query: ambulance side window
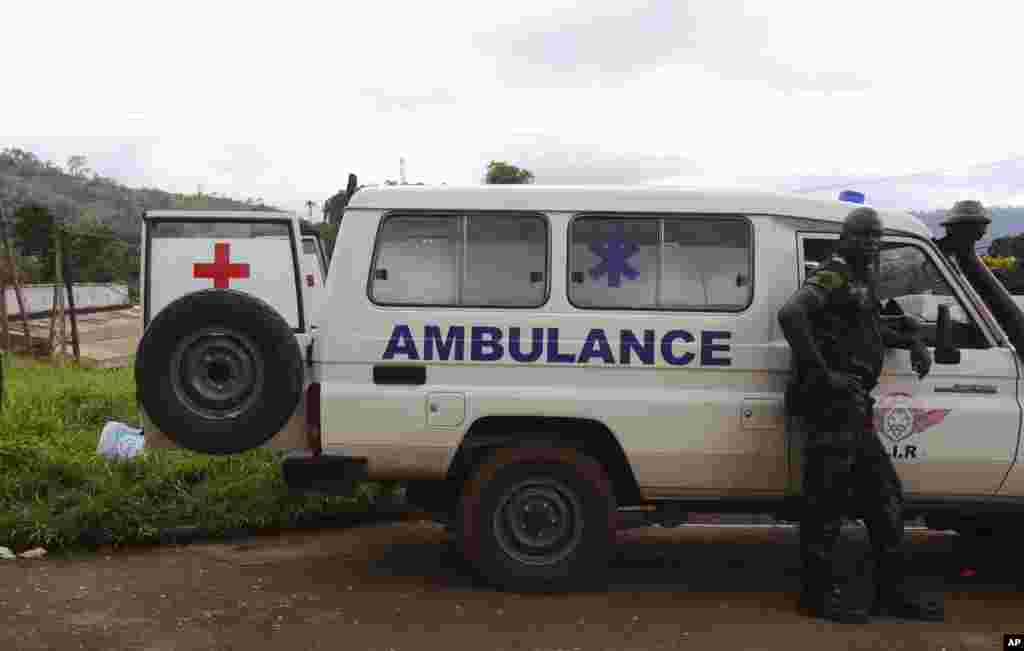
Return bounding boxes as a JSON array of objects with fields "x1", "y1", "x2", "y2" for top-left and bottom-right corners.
[
  {"x1": 876, "y1": 243, "x2": 988, "y2": 349},
  {"x1": 801, "y1": 238, "x2": 836, "y2": 281},
  {"x1": 876, "y1": 242, "x2": 987, "y2": 348},
  {"x1": 370, "y1": 213, "x2": 548, "y2": 308},
  {"x1": 801, "y1": 237, "x2": 988, "y2": 349},
  {"x1": 371, "y1": 216, "x2": 460, "y2": 305},
  {"x1": 463, "y1": 215, "x2": 547, "y2": 307},
  {"x1": 569, "y1": 215, "x2": 752, "y2": 311},
  {"x1": 570, "y1": 218, "x2": 659, "y2": 309},
  {"x1": 662, "y1": 219, "x2": 751, "y2": 309}
]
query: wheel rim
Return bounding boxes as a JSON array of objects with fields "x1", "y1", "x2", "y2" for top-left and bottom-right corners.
[
  {"x1": 169, "y1": 328, "x2": 264, "y2": 421},
  {"x1": 492, "y1": 477, "x2": 584, "y2": 567}
]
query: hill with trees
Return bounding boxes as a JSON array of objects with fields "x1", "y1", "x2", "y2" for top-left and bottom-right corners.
[
  {"x1": 0, "y1": 147, "x2": 282, "y2": 245},
  {"x1": 0, "y1": 147, "x2": 286, "y2": 286}
]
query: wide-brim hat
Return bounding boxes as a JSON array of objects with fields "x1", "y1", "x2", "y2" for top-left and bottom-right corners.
[{"x1": 941, "y1": 199, "x2": 991, "y2": 226}]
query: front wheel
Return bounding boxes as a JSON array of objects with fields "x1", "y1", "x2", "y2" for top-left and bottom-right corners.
[{"x1": 456, "y1": 447, "x2": 617, "y2": 592}]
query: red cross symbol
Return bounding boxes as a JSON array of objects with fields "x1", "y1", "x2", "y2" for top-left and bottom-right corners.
[{"x1": 193, "y1": 242, "x2": 250, "y2": 289}]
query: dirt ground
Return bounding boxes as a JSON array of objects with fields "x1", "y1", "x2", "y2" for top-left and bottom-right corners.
[{"x1": 1, "y1": 517, "x2": 1021, "y2": 651}]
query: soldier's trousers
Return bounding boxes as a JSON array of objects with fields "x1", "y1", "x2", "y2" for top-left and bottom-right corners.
[{"x1": 800, "y1": 396, "x2": 905, "y2": 588}]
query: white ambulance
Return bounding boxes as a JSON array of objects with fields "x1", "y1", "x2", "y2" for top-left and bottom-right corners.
[{"x1": 135, "y1": 186, "x2": 1024, "y2": 592}]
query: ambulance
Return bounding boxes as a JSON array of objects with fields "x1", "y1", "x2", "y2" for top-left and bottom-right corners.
[{"x1": 134, "y1": 186, "x2": 1024, "y2": 592}]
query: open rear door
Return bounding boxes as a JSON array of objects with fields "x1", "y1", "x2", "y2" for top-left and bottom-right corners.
[{"x1": 301, "y1": 235, "x2": 328, "y2": 325}]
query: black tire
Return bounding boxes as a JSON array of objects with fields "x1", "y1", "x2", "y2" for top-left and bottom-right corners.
[
  {"x1": 136, "y1": 289, "x2": 304, "y2": 455},
  {"x1": 456, "y1": 446, "x2": 617, "y2": 593}
]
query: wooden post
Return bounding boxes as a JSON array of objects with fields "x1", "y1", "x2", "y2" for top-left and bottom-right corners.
[
  {"x1": 47, "y1": 284, "x2": 58, "y2": 356},
  {"x1": 60, "y1": 228, "x2": 80, "y2": 363},
  {"x1": 0, "y1": 207, "x2": 32, "y2": 353},
  {"x1": 11, "y1": 271, "x2": 32, "y2": 353},
  {"x1": 1, "y1": 280, "x2": 9, "y2": 352},
  {"x1": 53, "y1": 224, "x2": 66, "y2": 366}
]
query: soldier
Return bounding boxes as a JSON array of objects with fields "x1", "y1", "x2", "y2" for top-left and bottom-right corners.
[{"x1": 778, "y1": 206, "x2": 943, "y2": 623}]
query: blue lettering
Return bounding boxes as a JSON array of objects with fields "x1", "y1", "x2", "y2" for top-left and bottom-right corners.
[
  {"x1": 384, "y1": 323, "x2": 731, "y2": 367},
  {"x1": 620, "y1": 329, "x2": 655, "y2": 365},
  {"x1": 661, "y1": 330, "x2": 695, "y2": 366},
  {"x1": 579, "y1": 328, "x2": 615, "y2": 364},
  {"x1": 471, "y1": 326, "x2": 504, "y2": 362},
  {"x1": 382, "y1": 324, "x2": 419, "y2": 360},
  {"x1": 424, "y1": 325, "x2": 465, "y2": 361},
  {"x1": 546, "y1": 328, "x2": 576, "y2": 364},
  {"x1": 509, "y1": 327, "x2": 544, "y2": 363},
  {"x1": 701, "y1": 330, "x2": 732, "y2": 367}
]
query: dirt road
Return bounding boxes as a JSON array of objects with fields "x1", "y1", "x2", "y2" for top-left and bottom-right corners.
[{"x1": 1, "y1": 517, "x2": 1020, "y2": 650}]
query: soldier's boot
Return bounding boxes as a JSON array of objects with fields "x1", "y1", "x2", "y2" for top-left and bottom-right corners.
[
  {"x1": 799, "y1": 543, "x2": 869, "y2": 624},
  {"x1": 800, "y1": 582, "x2": 870, "y2": 624},
  {"x1": 870, "y1": 548, "x2": 945, "y2": 621}
]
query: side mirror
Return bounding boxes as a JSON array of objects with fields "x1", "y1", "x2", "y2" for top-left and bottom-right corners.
[{"x1": 934, "y1": 303, "x2": 961, "y2": 364}]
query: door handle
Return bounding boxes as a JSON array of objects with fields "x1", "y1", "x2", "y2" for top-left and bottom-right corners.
[
  {"x1": 373, "y1": 365, "x2": 426, "y2": 386},
  {"x1": 934, "y1": 384, "x2": 997, "y2": 395}
]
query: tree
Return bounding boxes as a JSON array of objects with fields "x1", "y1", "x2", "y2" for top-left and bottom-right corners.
[
  {"x1": 324, "y1": 174, "x2": 361, "y2": 226},
  {"x1": 13, "y1": 203, "x2": 56, "y2": 259},
  {"x1": 8, "y1": 203, "x2": 137, "y2": 283},
  {"x1": 988, "y1": 234, "x2": 1024, "y2": 293},
  {"x1": 485, "y1": 160, "x2": 534, "y2": 184},
  {"x1": 317, "y1": 222, "x2": 339, "y2": 260},
  {"x1": 63, "y1": 216, "x2": 135, "y2": 283},
  {"x1": 66, "y1": 155, "x2": 89, "y2": 178},
  {"x1": 1, "y1": 147, "x2": 42, "y2": 170}
]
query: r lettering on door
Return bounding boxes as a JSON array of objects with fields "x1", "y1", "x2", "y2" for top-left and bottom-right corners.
[{"x1": 890, "y1": 444, "x2": 918, "y2": 460}]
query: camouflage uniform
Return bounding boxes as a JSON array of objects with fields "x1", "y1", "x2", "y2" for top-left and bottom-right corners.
[
  {"x1": 779, "y1": 206, "x2": 941, "y2": 623},
  {"x1": 789, "y1": 254, "x2": 904, "y2": 617}
]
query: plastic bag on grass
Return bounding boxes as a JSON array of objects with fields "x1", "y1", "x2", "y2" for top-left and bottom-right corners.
[{"x1": 97, "y1": 421, "x2": 145, "y2": 461}]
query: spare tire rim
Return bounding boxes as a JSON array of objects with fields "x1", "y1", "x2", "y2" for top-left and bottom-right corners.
[
  {"x1": 493, "y1": 477, "x2": 583, "y2": 567},
  {"x1": 170, "y1": 328, "x2": 265, "y2": 421}
]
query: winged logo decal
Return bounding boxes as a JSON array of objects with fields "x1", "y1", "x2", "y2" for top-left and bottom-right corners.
[{"x1": 872, "y1": 391, "x2": 952, "y2": 443}]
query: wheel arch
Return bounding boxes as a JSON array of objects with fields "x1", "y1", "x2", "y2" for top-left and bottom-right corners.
[{"x1": 445, "y1": 415, "x2": 642, "y2": 508}]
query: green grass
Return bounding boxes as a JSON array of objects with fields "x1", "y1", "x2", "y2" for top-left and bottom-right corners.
[{"x1": 0, "y1": 354, "x2": 379, "y2": 552}]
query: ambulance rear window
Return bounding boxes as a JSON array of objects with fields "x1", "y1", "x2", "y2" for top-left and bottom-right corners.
[{"x1": 150, "y1": 221, "x2": 290, "y2": 238}]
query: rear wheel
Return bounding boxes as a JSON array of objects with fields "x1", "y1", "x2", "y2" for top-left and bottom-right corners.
[{"x1": 456, "y1": 447, "x2": 617, "y2": 592}]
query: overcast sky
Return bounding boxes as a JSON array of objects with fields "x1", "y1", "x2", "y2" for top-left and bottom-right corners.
[{"x1": 4, "y1": 0, "x2": 1024, "y2": 214}]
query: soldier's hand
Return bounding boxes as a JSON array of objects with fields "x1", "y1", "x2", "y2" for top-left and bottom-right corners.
[
  {"x1": 825, "y1": 370, "x2": 862, "y2": 394},
  {"x1": 911, "y1": 344, "x2": 932, "y2": 379}
]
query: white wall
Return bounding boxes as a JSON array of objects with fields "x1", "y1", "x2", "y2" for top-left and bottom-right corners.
[{"x1": 4, "y1": 284, "x2": 131, "y2": 316}]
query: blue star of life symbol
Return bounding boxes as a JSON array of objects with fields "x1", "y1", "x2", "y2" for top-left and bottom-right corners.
[{"x1": 588, "y1": 223, "x2": 641, "y2": 288}]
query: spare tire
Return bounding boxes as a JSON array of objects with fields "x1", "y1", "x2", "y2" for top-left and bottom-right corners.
[{"x1": 135, "y1": 289, "x2": 304, "y2": 455}]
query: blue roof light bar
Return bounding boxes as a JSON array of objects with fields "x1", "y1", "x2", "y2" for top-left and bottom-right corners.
[{"x1": 839, "y1": 190, "x2": 865, "y2": 204}]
